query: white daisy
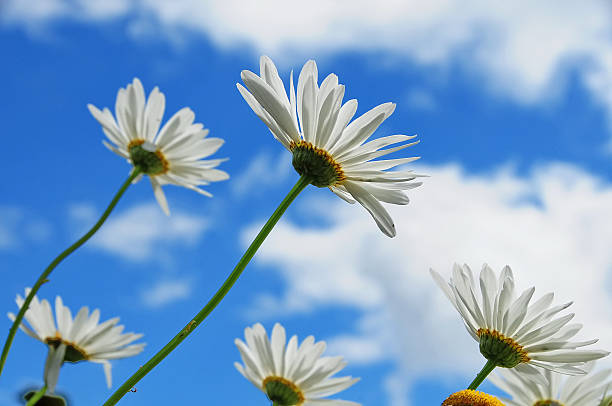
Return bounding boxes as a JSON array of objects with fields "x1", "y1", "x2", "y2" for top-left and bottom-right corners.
[
  {"x1": 88, "y1": 78, "x2": 229, "y2": 215},
  {"x1": 490, "y1": 362, "x2": 611, "y2": 406},
  {"x1": 234, "y1": 323, "x2": 360, "y2": 406},
  {"x1": 8, "y1": 289, "x2": 145, "y2": 393},
  {"x1": 430, "y1": 264, "x2": 609, "y2": 379},
  {"x1": 238, "y1": 56, "x2": 422, "y2": 237}
]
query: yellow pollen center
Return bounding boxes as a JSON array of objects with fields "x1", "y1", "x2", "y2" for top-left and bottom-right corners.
[
  {"x1": 262, "y1": 376, "x2": 305, "y2": 405},
  {"x1": 442, "y1": 389, "x2": 504, "y2": 406},
  {"x1": 289, "y1": 140, "x2": 345, "y2": 187},
  {"x1": 477, "y1": 328, "x2": 530, "y2": 368}
]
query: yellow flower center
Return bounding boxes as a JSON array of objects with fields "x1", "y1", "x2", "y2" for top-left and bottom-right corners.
[
  {"x1": 45, "y1": 333, "x2": 89, "y2": 363},
  {"x1": 128, "y1": 139, "x2": 169, "y2": 175},
  {"x1": 442, "y1": 389, "x2": 505, "y2": 406},
  {"x1": 289, "y1": 140, "x2": 345, "y2": 187},
  {"x1": 262, "y1": 376, "x2": 305, "y2": 406},
  {"x1": 477, "y1": 328, "x2": 530, "y2": 368}
]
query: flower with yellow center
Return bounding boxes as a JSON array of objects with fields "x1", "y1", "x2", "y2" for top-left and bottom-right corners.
[
  {"x1": 8, "y1": 289, "x2": 144, "y2": 393},
  {"x1": 442, "y1": 389, "x2": 505, "y2": 405},
  {"x1": 238, "y1": 56, "x2": 423, "y2": 237},
  {"x1": 88, "y1": 78, "x2": 229, "y2": 215},
  {"x1": 430, "y1": 264, "x2": 609, "y2": 383},
  {"x1": 234, "y1": 323, "x2": 360, "y2": 406},
  {"x1": 490, "y1": 361, "x2": 612, "y2": 406}
]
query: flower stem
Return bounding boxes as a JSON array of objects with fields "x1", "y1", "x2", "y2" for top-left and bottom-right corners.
[
  {"x1": 103, "y1": 175, "x2": 311, "y2": 406},
  {"x1": 467, "y1": 359, "x2": 497, "y2": 390},
  {"x1": 25, "y1": 386, "x2": 47, "y2": 406},
  {"x1": 0, "y1": 168, "x2": 141, "y2": 378}
]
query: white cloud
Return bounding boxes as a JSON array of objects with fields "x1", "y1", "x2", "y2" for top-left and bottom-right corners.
[
  {"x1": 404, "y1": 89, "x2": 436, "y2": 112},
  {"x1": 4, "y1": 1, "x2": 612, "y2": 135},
  {"x1": 140, "y1": 278, "x2": 193, "y2": 308},
  {"x1": 70, "y1": 202, "x2": 208, "y2": 261},
  {"x1": 231, "y1": 150, "x2": 293, "y2": 198},
  {"x1": 241, "y1": 162, "x2": 612, "y2": 404},
  {"x1": 0, "y1": 206, "x2": 52, "y2": 250}
]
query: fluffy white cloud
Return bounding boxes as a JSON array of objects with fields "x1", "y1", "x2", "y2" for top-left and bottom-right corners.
[
  {"x1": 70, "y1": 202, "x2": 208, "y2": 261},
  {"x1": 4, "y1": 1, "x2": 612, "y2": 133},
  {"x1": 140, "y1": 278, "x2": 193, "y2": 308},
  {"x1": 0, "y1": 206, "x2": 52, "y2": 250},
  {"x1": 241, "y1": 162, "x2": 612, "y2": 404}
]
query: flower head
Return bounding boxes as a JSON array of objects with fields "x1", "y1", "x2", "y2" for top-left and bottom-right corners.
[
  {"x1": 442, "y1": 389, "x2": 504, "y2": 406},
  {"x1": 238, "y1": 56, "x2": 423, "y2": 237},
  {"x1": 234, "y1": 323, "x2": 360, "y2": 406},
  {"x1": 8, "y1": 289, "x2": 145, "y2": 392},
  {"x1": 490, "y1": 362, "x2": 612, "y2": 406},
  {"x1": 431, "y1": 264, "x2": 609, "y2": 379},
  {"x1": 88, "y1": 78, "x2": 229, "y2": 215}
]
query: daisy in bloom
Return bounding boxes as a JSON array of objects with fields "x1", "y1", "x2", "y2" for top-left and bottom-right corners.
[
  {"x1": 442, "y1": 389, "x2": 504, "y2": 406},
  {"x1": 430, "y1": 264, "x2": 609, "y2": 381},
  {"x1": 234, "y1": 323, "x2": 360, "y2": 406},
  {"x1": 8, "y1": 289, "x2": 145, "y2": 393},
  {"x1": 490, "y1": 362, "x2": 612, "y2": 406},
  {"x1": 238, "y1": 56, "x2": 422, "y2": 237},
  {"x1": 88, "y1": 78, "x2": 229, "y2": 215}
]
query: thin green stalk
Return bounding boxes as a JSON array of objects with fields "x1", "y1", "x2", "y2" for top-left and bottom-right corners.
[
  {"x1": 103, "y1": 175, "x2": 311, "y2": 406},
  {"x1": 25, "y1": 386, "x2": 47, "y2": 406},
  {"x1": 0, "y1": 168, "x2": 141, "y2": 378},
  {"x1": 467, "y1": 359, "x2": 497, "y2": 390}
]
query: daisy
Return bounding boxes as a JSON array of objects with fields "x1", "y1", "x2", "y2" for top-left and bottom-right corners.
[
  {"x1": 430, "y1": 264, "x2": 609, "y2": 382},
  {"x1": 442, "y1": 389, "x2": 504, "y2": 406},
  {"x1": 490, "y1": 362, "x2": 612, "y2": 406},
  {"x1": 88, "y1": 78, "x2": 229, "y2": 215},
  {"x1": 8, "y1": 289, "x2": 145, "y2": 393},
  {"x1": 234, "y1": 323, "x2": 360, "y2": 406},
  {"x1": 238, "y1": 56, "x2": 422, "y2": 237}
]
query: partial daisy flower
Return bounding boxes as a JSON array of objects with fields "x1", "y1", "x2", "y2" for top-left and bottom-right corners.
[
  {"x1": 238, "y1": 56, "x2": 422, "y2": 237},
  {"x1": 491, "y1": 362, "x2": 612, "y2": 406},
  {"x1": 8, "y1": 289, "x2": 145, "y2": 393},
  {"x1": 234, "y1": 322, "x2": 360, "y2": 406},
  {"x1": 88, "y1": 78, "x2": 229, "y2": 215},
  {"x1": 430, "y1": 264, "x2": 609, "y2": 379},
  {"x1": 442, "y1": 389, "x2": 504, "y2": 406}
]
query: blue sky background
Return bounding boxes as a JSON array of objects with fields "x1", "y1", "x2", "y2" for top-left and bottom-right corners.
[{"x1": 2, "y1": 1, "x2": 612, "y2": 405}]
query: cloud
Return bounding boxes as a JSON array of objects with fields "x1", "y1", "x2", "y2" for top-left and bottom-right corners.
[
  {"x1": 241, "y1": 162, "x2": 612, "y2": 404},
  {"x1": 230, "y1": 150, "x2": 293, "y2": 198},
  {"x1": 70, "y1": 202, "x2": 208, "y2": 261},
  {"x1": 0, "y1": 206, "x2": 52, "y2": 250},
  {"x1": 4, "y1": 1, "x2": 612, "y2": 136},
  {"x1": 140, "y1": 278, "x2": 193, "y2": 308}
]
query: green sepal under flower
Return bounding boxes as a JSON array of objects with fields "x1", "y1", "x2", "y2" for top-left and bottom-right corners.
[
  {"x1": 128, "y1": 141, "x2": 168, "y2": 175},
  {"x1": 23, "y1": 391, "x2": 67, "y2": 406},
  {"x1": 533, "y1": 401, "x2": 564, "y2": 406},
  {"x1": 478, "y1": 328, "x2": 529, "y2": 368},
  {"x1": 290, "y1": 141, "x2": 344, "y2": 187},
  {"x1": 264, "y1": 377, "x2": 304, "y2": 406}
]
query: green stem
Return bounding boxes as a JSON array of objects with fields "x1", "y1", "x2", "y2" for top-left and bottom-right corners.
[
  {"x1": 467, "y1": 359, "x2": 497, "y2": 390},
  {"x1": 25, "y1": 386, "x2": 47, "y2": 406},
  {"x1": 0, "y1": 168, "x2": 141, "y2": 378},
  {"x1": 103, "y1": 175, "x2": 311, "y2": 406}
]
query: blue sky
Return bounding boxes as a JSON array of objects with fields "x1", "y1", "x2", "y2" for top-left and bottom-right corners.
[{"x1": 2, "y1": 1, "x2": 612, "y2": 405}]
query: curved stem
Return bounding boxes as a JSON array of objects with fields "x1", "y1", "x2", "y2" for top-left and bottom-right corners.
[
  {"x1": 25, "y1": 386, "x2": 47, "y2": 406},
  {"x1": 103, "y1": 175, "x2": 311, "y2": 406},
  {"x1": 467, "y1": 359, "x2": 497, "y2": 390},
  {"x1": 0, "y1": 168, "x2": 141, "y2": 378}
]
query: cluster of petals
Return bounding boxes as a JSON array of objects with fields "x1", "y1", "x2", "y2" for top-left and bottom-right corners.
[
  {"x1": 8, "y1": 289, "x2": 144, "y2": 392},
  {"x1": 238, "y1": 56, "x2": 422, "y2": 237},
  {"x1": 491, "y1": 362, "x2": 612, "y2": 406},
  {"x1": 431, "y1": 264, "x2": 609, "y2": 379},
  {"x1": 88, "y1": 78, "x2": 229, "y2": 215},
  {"x1": 235, "y1": 322, "x2": 360, "y2": 405}
]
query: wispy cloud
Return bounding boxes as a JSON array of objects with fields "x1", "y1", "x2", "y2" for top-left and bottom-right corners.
[
  {"x1": 4, "y1": 1, "x2": 612, "y2": 137},
  {"x1": 231, "y1": 150, "x2": 293, "y2": 198},
  {"x1": 241, "y1": 162, "x2": 612, "y2": 403},
  {"x1": 0, "y1": 206, "x2": 52, "y2": 250},
  {"x1": 69, "y1": 202, "x2": 208, "y2": 261},
  {"x1": 140, "y1": 278, "x2": 193, "y2": 308}
]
